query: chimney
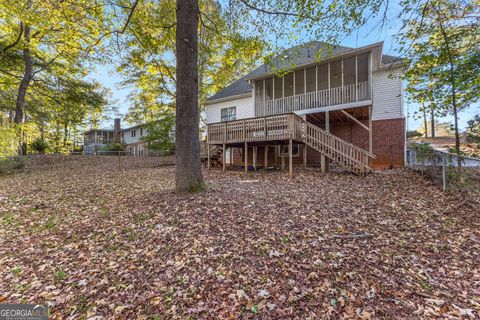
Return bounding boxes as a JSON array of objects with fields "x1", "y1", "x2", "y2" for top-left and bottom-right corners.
[{"x1": 114, "y1": 118, "x2": 121, "y2": 143}]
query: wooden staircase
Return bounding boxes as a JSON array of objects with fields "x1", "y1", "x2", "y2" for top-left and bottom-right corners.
[{"x1": 294, "y1": 115, "x2": 374, "y2": 175}]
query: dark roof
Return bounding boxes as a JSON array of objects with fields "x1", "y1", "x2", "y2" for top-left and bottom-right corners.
[
  {"x1": 382, "y1": 54, "x2": 403, "y2": 65},
  {"x1": 83, "y1": 128, "x2": 113, "y2": 135},
  {"x1": 208, "y1": 76, "x2": 253, "y2": 101},
  {"x1": 207, "y1": 41, "x2": 402, "y2": 102}
]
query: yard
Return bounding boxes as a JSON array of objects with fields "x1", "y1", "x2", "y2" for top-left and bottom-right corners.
[{"x1": 0, "y1": 158, "x2": 478, "y2": 319}]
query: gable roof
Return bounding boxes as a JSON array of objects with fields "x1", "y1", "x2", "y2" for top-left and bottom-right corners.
[{"x1": 207, "y1": 41, "x2": 402, "y2": 103}]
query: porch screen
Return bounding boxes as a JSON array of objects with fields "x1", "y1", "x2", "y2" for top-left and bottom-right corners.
[
  {"x1": 274, "y1": 76, "x2": 283, "y2": 99},
  {"x1": 317, "y1": 63, "x2": 328, "y2": 90},
  {"x1": 357, "y1": 53, "x2": 369, "y2": 82},
  {"x1": 343, "y1": 56, "x2": 356, "y2": 85},
  {"x1": 295, "y1": 69, "x2": 305, "y2": 94},
  {"x1": 330, "y1": 60, "x2": 342, "y2": 88},
  {"x1": 306, "y1": 67, "x2": 316, "y2": 92},
  {"x1": 265, "y1": 77, "x2": 273, "y2": 100},
  {"x1": 284, "y1": 72, "x2": 294, "y2": 97},
  {"x1": 255, "y1": 80, "x2": 264, "y2": 102}
]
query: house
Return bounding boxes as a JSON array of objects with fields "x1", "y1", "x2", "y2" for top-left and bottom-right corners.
[
  {"x1": 83, "y1": 119, "x2": 150, "y2": 155},
  {"x1": 205, "y1": 41, "x2": 405, "y2": 175}
]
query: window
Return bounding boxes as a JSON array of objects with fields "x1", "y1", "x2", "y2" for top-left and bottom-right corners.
[
  {"x1": 140, "y1": 128, "x2": 143, "y2": 136},
  {"x1": 221, "y1": 107, "x2": 236, "y2": 121},
  {"x1": 277, "y1": 144, "x2": 300, "y2": 157},
  {"x1": 131, "y1": 130, "x2": 136, "y2": 138}
]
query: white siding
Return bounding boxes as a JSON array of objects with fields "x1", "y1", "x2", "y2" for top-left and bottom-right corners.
[
  {"x1": 372, "y1": 69, "x2": 404, "y2": 120},
  {"x1": 206, "y1": 95, "x2": 254, "y2": 124},
  {"x1": 122, "y1": 127, "x2": 148, "y2": 145}
]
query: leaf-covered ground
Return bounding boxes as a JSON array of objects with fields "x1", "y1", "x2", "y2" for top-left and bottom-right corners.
[{"x1": 0, "y1": 159, "x2": 479, "y2": 319}]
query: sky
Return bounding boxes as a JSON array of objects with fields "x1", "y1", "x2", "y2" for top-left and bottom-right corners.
[{"x1": 87, "y1": 4, "x2": 478, "y2": 132}]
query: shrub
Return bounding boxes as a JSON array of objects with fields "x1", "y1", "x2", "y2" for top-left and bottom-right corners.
[
  {"x1": 30, "y1": 137, "x2": 49, "y2": 154},
  {"x1": 103, "y1": 143, "x2": 126, "y2": 152},
  {"x1": 0, "y1": 157, "x2": 26, "y2": 175},
  {"x1": 407, "y1": 130, "x2": 423, "y2": 139}
]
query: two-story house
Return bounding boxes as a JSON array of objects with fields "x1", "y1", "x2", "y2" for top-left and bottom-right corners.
[
  {"x1": 205, "y1": 41, "x2": 405, "y2": 175},
  {"x1": 83, "y1": 119, "x2": 150, "y2": 155}
]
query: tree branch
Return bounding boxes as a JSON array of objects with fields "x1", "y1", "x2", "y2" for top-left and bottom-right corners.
[{"x1": 3, "y1": 23, "x2": 24, "y2": 52}]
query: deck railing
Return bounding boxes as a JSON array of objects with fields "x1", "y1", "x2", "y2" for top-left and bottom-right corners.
[
  {"x1": 255, "y1": 81, "x2": 370, "y2": 117},
  {"x1": 207, "y1": 114, "x2": 301, "y2": 145}
]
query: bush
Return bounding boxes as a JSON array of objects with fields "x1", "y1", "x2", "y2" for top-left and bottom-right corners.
[
  {"x1": 407, "y1": 130, "x2": 423, "y2": 139},
  {"x1": 30, "y1": 137, "x2": 49, "y2": 154},
  {"x1": 0, "y1": 157, "x2": 26, "y2": 176},
  {"x1": 103, "y1": 143, "x2": 126, "y2": 152}
]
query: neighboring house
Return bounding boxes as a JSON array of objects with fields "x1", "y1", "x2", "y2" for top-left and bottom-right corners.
[
  {"x1": 205, "y1": 41, "x2": 405, "y2": 174},
  {"x1": 83, "y1": 119, "x2": 150, "y2": 155}
]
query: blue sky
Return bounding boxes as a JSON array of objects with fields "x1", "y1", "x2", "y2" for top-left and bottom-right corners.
[{"x1": 87, "y1": 6, "x2": 478, "y2": 131}]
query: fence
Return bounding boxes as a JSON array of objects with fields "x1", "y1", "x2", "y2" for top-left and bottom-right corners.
[
  {"x1": 0, "y1": 152, "x2": 175, "y2": 176},
  {"x1": 407, "y1": 144, "x2": 480, "y2": 201}
]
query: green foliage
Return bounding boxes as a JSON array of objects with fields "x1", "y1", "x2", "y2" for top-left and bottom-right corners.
[
  {"x1": 407, "y1": 130, "x2": 423, "y2": 139},
  {"x1": 0, "y1": 156, "x2": 26, "y2": 176},
  {"x1": 466, "y1": 114, "x2": 480, "y2": 143},
  {"x1": 0, "y1": 123, "x2": 17, "y2": 157},
  {"x1": 411, "y1": 142, "x2": 435, "y2": 160},
  {"x1": 141, "y1": 110, "x2": 176, "y2": 152},
  {"x1": 103, "y1": 143, "x2": 126, "y2": 152},
  {"x1": 400, "y1": 0, "x2": 480, "y2": 153},
  {"x1": 30, "y1": 137, "x2": 48, "y2": 153}
]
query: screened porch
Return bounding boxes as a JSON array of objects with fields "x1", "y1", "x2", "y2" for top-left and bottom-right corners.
[{"x1": 254, "y1": 52, "x2": 372, "y2": 117}]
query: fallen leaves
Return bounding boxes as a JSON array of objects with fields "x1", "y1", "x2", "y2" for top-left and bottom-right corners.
[{"x1": 0, "y1": 159, "x2": 479, "y2": 319}]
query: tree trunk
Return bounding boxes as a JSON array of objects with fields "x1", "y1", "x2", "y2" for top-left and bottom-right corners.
[
  {"x1": 422, "y1": 106, "x2": 428, "y2": 138},
  {"x1": 430, "y1": 108, "x2": 435, "y2": 138},
  {"x1": 14, "y1": 24, "x2": 33, "y2": 155},
  {"x1": 175, "y1": 0, "x2": 203, "y2": 192}
]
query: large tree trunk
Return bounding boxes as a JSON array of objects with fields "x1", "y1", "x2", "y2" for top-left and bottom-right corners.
[
  {"x1": 430, "y1": 108, "x2": 435, "y2": 138},
  {"x1": 175, "y1": 0, "x2": 203, "y2": 192},
  {"x1": 423, "y1": 107, "x2": 428, "y2": 138},
  {"x1": 14, "y1": 24, "x2": 33, "y2": 155}
]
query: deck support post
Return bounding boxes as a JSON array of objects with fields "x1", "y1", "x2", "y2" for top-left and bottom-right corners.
[
  {"x1": 281, "y1": 144, "x2": 285, "y2": 170},
  {"x1": 368, "y1": 105, "x2": 373, "y2": 154},
  {"x1": 274, "y1": 145, "x2": 278, "y2": 169},
  {"x1": 303, "y1": 144, "x2": 307, "y2": 169},
  {"x1": 289, "y1": 139, "x2": 293, "y2": 177},
  {"x1": 222, "y1": 143, "x2": 226, "y2": 173},
  {"x1": 321, "y1": 111, "x2": 330, "y2": 173},
  {"x1": 207, "y1": 144, "x2": 211, "y2": 170},
  {"x1": 253, "y1": 146, "x2": 257, "y2": 171},
  {"x1": 244, "y1": 142, "x2": 248, "y2": 172},
  {"x1": 264, "y1": 145, "x2": 268, "y2": 169}
]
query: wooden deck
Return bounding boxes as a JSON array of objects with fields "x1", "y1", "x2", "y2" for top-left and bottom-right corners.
[
  {"x1": 207, "y1": 114, "x2": 303, "y2": 145},
  {"x1": 207, "y1": 113, "x2": 375, "y2": 175}
]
